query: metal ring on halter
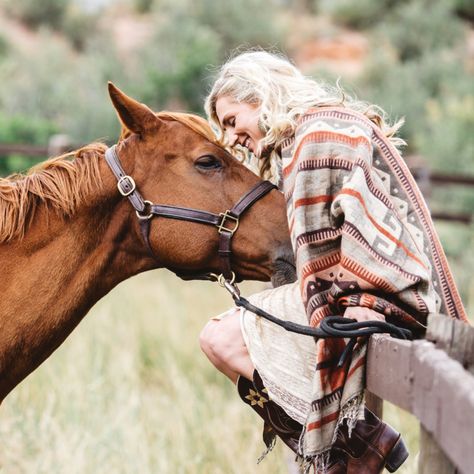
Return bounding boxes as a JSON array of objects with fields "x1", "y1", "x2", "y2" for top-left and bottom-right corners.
[
  {"x1": 209, "y1": 272, "x2": 236, "y2": 286},
  {"x1": 135, "y1": 200, "x2": 154, "y2": 220},
  {"x1": 217, "y1": 272, "x2": 236, "y2": 286},
  {"x1": 209, "y1": 272, "x2": 240, "y2": 300}
]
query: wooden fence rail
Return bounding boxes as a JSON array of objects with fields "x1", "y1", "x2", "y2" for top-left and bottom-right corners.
[
  {"x1": 366, "y1": 314, "x2": 474, "y2": 474},
  {"x1": 0, "y1": 136, "x2": 77, "y2": 158}
]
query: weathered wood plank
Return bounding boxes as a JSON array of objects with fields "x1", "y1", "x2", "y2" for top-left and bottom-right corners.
[
  {"x1": 366, "y1": 335, "x2": 474, "y2": 474},
  {"x1": 451, "y1": 319, "x2": 474, "y2": 374},
  {"x1": 434, "y1": 355, "x2": 474, "y2": 474},
  {"x1": 425, "y1": 314, "x2": 454, "y2": 352},
  {"x1": 426, "y1": 314, "x2": 474, "y2": 374},
  {"x1": 411, "y1": 340, "x2": 444, "y2": 434},
  {"x1": 366, "y1": 335, "x2": 413, "y2": 411},
  {"x1": 364, "y1": 390, "x2": 383, "y2": 419}
]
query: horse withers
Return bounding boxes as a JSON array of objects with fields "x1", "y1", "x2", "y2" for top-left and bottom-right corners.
[{"x1": 0, "y1": 83, "x2": 293, "y2": 401}]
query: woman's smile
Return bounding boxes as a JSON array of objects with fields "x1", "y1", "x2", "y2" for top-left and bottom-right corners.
[{"x1": 215, "y1": 95, "x2": 264, "y2": 156}]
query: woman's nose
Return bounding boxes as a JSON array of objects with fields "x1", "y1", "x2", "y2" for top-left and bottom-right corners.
[{"x1": 228, "y1": 131, "x2": 239, "y2": 147}]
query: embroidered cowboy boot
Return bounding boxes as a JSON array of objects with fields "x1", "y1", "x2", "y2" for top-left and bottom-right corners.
[
  {"x1": 237, "y1": 372, "x2": 302, "y2": 454},
  {"x1": 237, "y1": 371, "x2": 347, "y2": 473},
  {"x1": 333, "y1": 407, "x2": 409, "y2": 473}
]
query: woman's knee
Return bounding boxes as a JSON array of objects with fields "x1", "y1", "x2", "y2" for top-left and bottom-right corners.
[
  {"x1": 199, "y1": 309, "x2": 242, "y2": 364},
  {"x1": 199, "y1": 320, "x2": 219, "y2": 359}
]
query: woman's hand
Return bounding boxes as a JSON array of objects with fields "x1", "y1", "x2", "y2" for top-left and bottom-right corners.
[{"x1": 344, "y1": 306, "x2": 386, "y2": 322}]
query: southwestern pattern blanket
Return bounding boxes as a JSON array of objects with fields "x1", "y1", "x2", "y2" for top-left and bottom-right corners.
[{"x1": 242, "y1": 106, "x2": 467, "y2": 470}]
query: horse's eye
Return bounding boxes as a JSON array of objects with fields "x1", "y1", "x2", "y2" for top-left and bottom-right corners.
[{"x1": 195, "y1": 155, "x2": 222, "y2": 170}]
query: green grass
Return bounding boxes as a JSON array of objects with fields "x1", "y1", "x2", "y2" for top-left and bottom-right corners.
[
  {"x1": 383, "y1": 404, "x2": 419, "y2": 474},
  {"x1": 0, "y1": 271, "x2": 288, "y2": 473},
  {"x1": 1, "y1": 262, "x2": 469, "y2": 472}
]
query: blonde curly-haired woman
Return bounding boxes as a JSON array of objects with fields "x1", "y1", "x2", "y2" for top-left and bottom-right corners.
[{"x1": 199, "y1": 50, "x2": 467, "y2": 473}]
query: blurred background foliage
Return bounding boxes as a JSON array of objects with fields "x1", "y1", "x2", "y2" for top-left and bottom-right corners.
[
  {"x1": 0, "y1": 0, "x2": 471, "y2": 171},
  {"x1": 0, "y1": 1, "x2": 472, "y2": 471},
  {"x1": 0, "y1": 0, "x2": 471, "y2": 289}
]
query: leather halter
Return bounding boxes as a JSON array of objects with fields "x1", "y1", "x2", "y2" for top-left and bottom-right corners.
[{"x1": 105, "y1": 145, "x2": 276, "y2": 281}]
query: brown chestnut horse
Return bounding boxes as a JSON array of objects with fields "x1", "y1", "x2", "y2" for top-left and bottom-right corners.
[{"x1": 0, "y1": 84, "x2": 292, "y2": 401}]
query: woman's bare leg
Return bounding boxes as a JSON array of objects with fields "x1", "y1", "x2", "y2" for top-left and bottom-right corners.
[{"x1": 199, "y1": 309, "x2": 254, "y2": 384}]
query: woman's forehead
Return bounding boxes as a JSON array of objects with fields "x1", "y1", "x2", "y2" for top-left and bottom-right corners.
[
  {"x1": 215, "y1": 96, "x2": 236, "y2": 120},
  {"x1": 215, "y1": 96, "x2": 258, "y2": 123}
]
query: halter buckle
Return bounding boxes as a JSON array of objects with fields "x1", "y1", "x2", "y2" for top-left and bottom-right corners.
[
  {"x1": 136, "y1": 200, "x2": 154, "y2": 220},
  {"x1": 217, "y1": 210, "x2": 239, "y2": 235},
  {"x1": 117, "y1": 175, "x2": 136, "y2": 197}
]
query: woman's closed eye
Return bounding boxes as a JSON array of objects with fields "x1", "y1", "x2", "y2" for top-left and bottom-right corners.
[{"x1": 223, "y1": 116, "x2": 235, "y2": 131}]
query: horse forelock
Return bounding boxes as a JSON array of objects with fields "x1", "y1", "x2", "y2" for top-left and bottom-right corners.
[
  {"x1": 157, "y1": 112, "x2": 223, "y2": 146},
  {"x1": 0, "y1": 143, "x2": 104, "y2": 243},
  {"x1": 117, "y1": 112, "x2": 222, "y2": 147}
]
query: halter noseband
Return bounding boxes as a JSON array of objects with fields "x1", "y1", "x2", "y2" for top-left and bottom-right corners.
[{"x1": 105, "y1": 145, "x2": 276, "y2": 281}]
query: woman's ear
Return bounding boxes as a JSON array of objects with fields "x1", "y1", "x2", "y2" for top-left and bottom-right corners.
[{"x1": 108, "y1": 82, "x2": 159, "y2": 135}]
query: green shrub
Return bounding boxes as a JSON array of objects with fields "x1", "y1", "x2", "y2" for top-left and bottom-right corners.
[
  {"x1": 133, "y1": 0, "x2": 155, "y2": 14},
  {"x1": 2, "y1": 0, "x2": 69, "y2": 30},
  {"x1": 0, "y1": 32, "x2": 127, "y2": 145},
  {"x1": 317, "y1": 0, "x2": 401, "y2": 29},
  {"x1": 0, "y1": 34, "x2": 8, "y2": 59},
  {"x1": 0, "y1": 113, "x2": 56, "y2": 145},
  {"x1": 193, "y1": 0, "x2": 282, "y2": 51},
  {"x1": 454, "y1": 0, "x2": 474, "y2": 20},
  {"x1": 0, "y1": 113, "x2": 57, "y2": 175},
  {"x1": 139, "y1": 17, "x2": 221, "y2": 112},
  {"x1": 377, "y1": 0, "x2": 465, "y2": 61},
  {"x1": 61, "y1": 6, "x2": 99, "y2": 51},
  {"x1": 136, "y1": 0, "x2": 283, "y2": 113},
  {"x1": 417, "y1": 95, "x2": 474, "y2": 174},
  {"x1": 362, "y1": 52, "x2": 471, "y2": 152}
]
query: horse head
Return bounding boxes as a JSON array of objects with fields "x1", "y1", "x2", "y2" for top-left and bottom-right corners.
[{"x1": 107, "y1": 83, "x2": 295, "y2": 283}]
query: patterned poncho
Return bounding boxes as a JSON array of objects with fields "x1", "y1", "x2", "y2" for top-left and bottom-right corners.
[{"x1": 279, "y1": 106, "x2": 467, "y2": 468}]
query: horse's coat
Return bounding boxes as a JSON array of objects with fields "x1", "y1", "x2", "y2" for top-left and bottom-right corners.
[{"x1": 0, "y1": 84, "x2": 292, "y2": 401}]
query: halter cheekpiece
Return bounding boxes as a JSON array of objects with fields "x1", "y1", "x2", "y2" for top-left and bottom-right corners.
[{"x1": 104, "y1": 145, "x2": 276, "y2": 282}]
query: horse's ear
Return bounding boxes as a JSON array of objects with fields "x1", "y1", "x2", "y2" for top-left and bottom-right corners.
[{"x1": 108, "y1": 82, "x2": 159, "y2": 135}]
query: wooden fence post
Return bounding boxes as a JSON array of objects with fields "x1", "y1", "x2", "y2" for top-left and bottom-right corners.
[
  {"x1": 419, "y1": 425, "x2": 456, "y2": 474},
  {"x1": 365, "y1": 390, "x2": 383, "y2": 419}
]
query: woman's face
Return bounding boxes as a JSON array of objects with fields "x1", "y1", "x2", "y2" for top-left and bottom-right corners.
[{"x1": 215, "y1": 95, "x2": 265, "y2": 156}]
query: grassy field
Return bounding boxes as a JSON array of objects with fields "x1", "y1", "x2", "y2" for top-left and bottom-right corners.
[
  {"x1": 0, "y1": 266, "x2": 464, "y2": 473},
  {"x1": 0, "y1": 272, "x2": 289, "y2": 473}
]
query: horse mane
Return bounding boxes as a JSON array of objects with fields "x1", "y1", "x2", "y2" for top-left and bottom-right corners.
[
  {"x1": 0, "y1": 112, "x2": 221, "y2": 243},
  {"x1": 0, "y1": 143, "x2": 105, "y2": 243}
]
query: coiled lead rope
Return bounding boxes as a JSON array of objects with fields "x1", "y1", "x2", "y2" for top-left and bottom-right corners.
[{"x1": 215, "y1": 274, "x2": 413, "y2": 368}]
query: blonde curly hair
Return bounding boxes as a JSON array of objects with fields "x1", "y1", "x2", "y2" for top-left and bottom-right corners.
[{"x1": 205, "y1": 50, "x2": 405, "y2": 180}]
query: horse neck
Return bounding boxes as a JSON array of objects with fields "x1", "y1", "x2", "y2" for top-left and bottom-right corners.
[{"x1": 0, "y1": 150, "x2": 156, "y2": 400}]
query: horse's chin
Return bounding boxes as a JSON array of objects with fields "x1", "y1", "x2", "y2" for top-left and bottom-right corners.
[{"x1": 271, "y1": 257, "x2": 297, "y2": 288}]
